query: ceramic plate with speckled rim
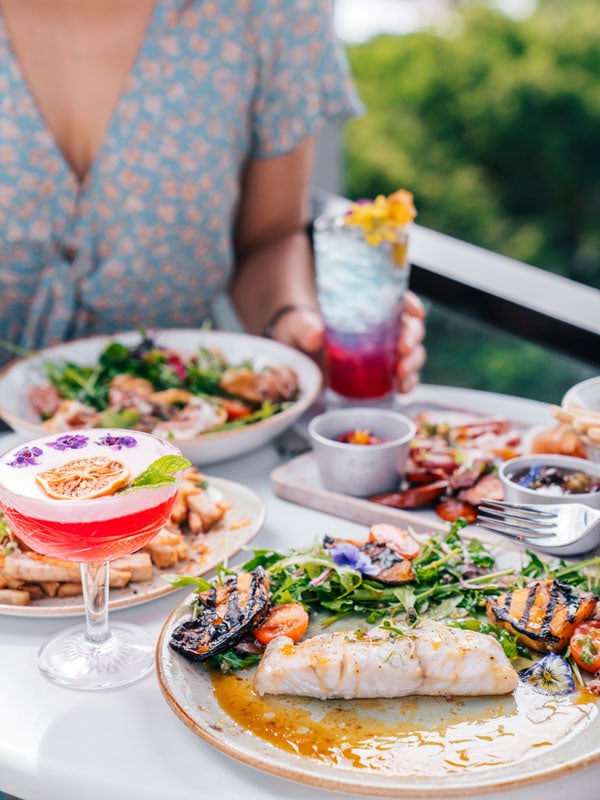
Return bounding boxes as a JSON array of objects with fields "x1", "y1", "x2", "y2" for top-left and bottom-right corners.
[
  {"x1": 0, "y1": 475, "x2": 265, "y2": 617},
  {"x1": 157, "y1": 586, "x2": 600, "y2": 797}
]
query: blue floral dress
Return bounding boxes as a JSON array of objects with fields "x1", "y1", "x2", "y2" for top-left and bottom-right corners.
[{"x1": 0, "y1": 0, "x2": 360, "y2": 365}]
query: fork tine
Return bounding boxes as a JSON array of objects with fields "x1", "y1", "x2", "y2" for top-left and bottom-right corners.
[
  {"x1": 476, "y1": 514, "x2": 557, "y2": 538},
  {"x1": 476, "y1": 508, "x2": 557, "y2": 531},
  {"x1": 477, "y1": 498, "x2": 558, "y2": 518},
  {"x1": 477, "y1": 521, "x2": 557, "y2": 542}
]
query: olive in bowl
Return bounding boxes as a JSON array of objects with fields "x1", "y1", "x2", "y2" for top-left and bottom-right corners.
[
  {"x1": 499, "y1": 454, "x2": 600, "y2": 510},
  {"x1": 307, "y1": 407, "x2": 416, "y2": 497}
]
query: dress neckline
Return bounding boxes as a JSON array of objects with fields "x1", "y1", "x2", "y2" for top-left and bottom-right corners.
[{"x1": 0, "y1": 0, "x2": 161, "y2": 188}]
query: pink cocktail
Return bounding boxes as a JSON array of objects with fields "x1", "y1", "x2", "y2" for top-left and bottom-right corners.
[
  {"x1": 312, "y1": 194, "x2": 413, "y2": 402},
  {"x1": 0, "y1": 429, "x2": 186, "y2": 690},
  {"x1": 324, "y1": 312, "x2": 402, "y2": 400}
]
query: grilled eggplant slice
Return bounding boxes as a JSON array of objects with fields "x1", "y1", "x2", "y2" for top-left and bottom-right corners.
[
  {"x1": 169, "y1": 567, "x2": 270, "y2": 661},
  {"x1": 486, "y1": 579, "x2": 597, "y2": 653},
  {"x1": 324, "y1": 536, "x2": 415, "y2": 585}
]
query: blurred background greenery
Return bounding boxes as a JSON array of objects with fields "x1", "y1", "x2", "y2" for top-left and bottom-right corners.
[{"x1": 338, "y1": 0, "x2": 599, "y2": 403}]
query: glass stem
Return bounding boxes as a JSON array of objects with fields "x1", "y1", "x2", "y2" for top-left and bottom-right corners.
[{"x1": 81, "y1": 561, "x2": 111, "y2": 644}]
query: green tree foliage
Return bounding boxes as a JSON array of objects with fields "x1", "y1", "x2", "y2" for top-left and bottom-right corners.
[{"x1": 344, "y1": 0, "x2": 600, "y2": 288}]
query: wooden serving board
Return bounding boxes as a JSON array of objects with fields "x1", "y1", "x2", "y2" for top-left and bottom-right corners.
[{"x1": 270, "y1": 451, "x2": 448, "y2": 535}]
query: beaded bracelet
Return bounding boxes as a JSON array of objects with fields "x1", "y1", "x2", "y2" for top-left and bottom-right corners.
[{"x1": 262, "y1": 304, "x2": 319, "y2": 339}]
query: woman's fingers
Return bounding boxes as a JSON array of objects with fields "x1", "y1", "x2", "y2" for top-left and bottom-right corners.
[
  {"x1": 396, "y1": 292, "x2": 427, "y2": 392},
  {"x1": 403, "y1": 289, "x2": 426, "y2": 320}
]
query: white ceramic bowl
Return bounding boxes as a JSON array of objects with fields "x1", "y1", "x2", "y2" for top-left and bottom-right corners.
[
  {"x1": 307, "y1": 407, "x2": 416, "y2": 497},
  {"x1": 499, "y1": 454, "x2": 600, "y2": 509},
  {"x1": 0, "y1": 330, "x2": 323, "y2": 466},
  {"x1": 561, "y1": 376, "x2": 600, "y2": 462}
]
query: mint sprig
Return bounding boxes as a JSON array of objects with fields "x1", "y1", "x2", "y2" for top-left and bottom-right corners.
[{"x1": 118, "y1": 454, "x2": 192, "y2": 494}]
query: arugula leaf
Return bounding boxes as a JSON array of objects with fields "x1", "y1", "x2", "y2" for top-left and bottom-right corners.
[{"x1": 118, "y1": 454, "x2": 192, "y2": 494}]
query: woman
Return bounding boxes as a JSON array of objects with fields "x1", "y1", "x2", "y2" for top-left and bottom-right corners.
[{"x1": 0, "y1": 0, "x2": 425, "y2": 391}]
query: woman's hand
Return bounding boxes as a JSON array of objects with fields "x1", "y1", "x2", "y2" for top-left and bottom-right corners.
[
  {"x1": 270, "y1": 290, "x2": 427, "y2": 395},
  {"x1": 395, "y1": 290, "x2": 427, "y2": 393}
]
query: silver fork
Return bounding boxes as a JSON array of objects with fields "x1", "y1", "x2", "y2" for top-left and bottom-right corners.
[{"x1": 477, "y1": 499, "x2": 600, "y2": 556}]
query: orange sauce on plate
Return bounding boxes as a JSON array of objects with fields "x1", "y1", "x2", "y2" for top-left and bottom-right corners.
[{"x1": 212, "y1": 671, "x2": 598, "y2": 775}]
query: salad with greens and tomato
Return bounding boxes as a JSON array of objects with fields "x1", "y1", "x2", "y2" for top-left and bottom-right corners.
[{"x1": 27, "y1": 333, "x2": 301, "y2": 440}]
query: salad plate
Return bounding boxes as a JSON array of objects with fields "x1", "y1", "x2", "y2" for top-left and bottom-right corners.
[
  {"x1": 0, "y1": 328, "x2": 322, "y2": 465},
  {"x1": 0, "y1": 475, "x2": 266, "y2": 617},
  {"x1": 156, "y1": 525, "x2": 600, "y2": 797}
]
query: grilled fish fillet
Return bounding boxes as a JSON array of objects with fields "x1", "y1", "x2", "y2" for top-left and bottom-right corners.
[
  {"x1": 253, "y1": 620, "x2": 518, "y2": 699},
  {"x1": 486, "y1": 579, "x2": 596, "y2": 653}
]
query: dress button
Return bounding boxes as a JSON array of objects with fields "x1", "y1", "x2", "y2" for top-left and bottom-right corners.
[{"x1": 60, "y1": 244, "x2": 78, "y2": 263}]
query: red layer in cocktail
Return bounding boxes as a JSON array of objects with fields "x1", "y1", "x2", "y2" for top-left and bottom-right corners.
[
  {"x1": 3, "y1": 493, "x2": 177, "y2": 563},
  {"x1": 324, "y1": 316, "x2": 400, "y2": 400}
]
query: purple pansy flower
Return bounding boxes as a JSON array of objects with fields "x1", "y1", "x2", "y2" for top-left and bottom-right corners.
[
  {"x1": 329, "y1": 542, "x2": 379, "y2": 577},
  {"x1": 47, "y1": 434, "x2": 89, "y2": 451},
  {"x1": 7, "y1": 445, "x2": 44, "y2": 468},
  {"x1": 518, "y1": 653, "x2": 575, "y2": 696},
  {"x1": 96, "y1": 434, "x2": 137, "y2": 451}
]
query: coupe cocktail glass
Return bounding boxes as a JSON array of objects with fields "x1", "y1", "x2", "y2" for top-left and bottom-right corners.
[
  {"x1": 313, "y1": 196, "x2": 413, "y2": 402},
  {"x1": 0, "y1": 429, "x2": 185, "y2": 690}
]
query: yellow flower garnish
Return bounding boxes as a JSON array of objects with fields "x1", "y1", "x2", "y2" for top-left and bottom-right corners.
[{"x1": 344, "y1": 189, "x2": 417, "y2": 250}]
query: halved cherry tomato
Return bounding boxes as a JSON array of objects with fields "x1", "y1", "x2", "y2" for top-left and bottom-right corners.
[
  {"x1": 368, "y1": 523, "x2": 421, "y2": 559},
  {"x1": 435, "y1": 498, "x2": 478, "y2": 524},
  {"x1": 569, "y1": 620, "x2": 600, "y2": 673},
  {"x1": 221, "y1": 398, "x2": 252, "y2": 420},
  {"x1": 253, "y1": 603, "x2": 309, "y2": 645}
]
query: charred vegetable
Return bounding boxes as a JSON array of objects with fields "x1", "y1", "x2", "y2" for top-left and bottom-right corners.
[
  {"x1": 169, "y1": 568, "x2": 270, "y2": 661},
  {"x1": 486, "y1": 579, "x2": 596, "y2": 653}
]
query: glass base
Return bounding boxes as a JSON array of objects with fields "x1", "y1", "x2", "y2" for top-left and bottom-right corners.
[
  {"x1": 324, "y1": 387, "x2": 397, "y2": 410},
  {"x1": 38, "y1": 621, "x2": 155, "y2": 691}
]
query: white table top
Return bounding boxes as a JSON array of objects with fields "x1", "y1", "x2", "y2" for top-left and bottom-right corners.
[{"x1": 2, "y1": 386, "x2": 599, "y2": 800}]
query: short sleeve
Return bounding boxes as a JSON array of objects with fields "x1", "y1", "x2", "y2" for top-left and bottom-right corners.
[{"x1": 251, "y1": 0, "x2": 364, "y2": 158}]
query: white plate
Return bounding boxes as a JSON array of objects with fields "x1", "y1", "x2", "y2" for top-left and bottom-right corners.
[
  {"x1": 0, "y1": 329, "x2": 323, "y2": 465},
  {"x1": 0, "y1": 475, "x2": 265, "y2": 618},
  {"x1": 157, "y1": 572, "x2": 600, "y2": 798}
]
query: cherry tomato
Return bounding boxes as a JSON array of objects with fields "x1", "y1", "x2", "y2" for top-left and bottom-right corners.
[
  {"x1": 253, "y1": 603, "x2": 309, "y2": 645},
  {"x1": 221, "y1": 398, "x2": 252, "y2": 420},
  {"x1": 435, "y1": 498, "x2": 478, "y2": 524},
  {"x1": 569, "y1": 620, "x2": 600, "y2": 673},
  {"x1": 368, "y1": 523, "x2": 420, "y2": 559}
]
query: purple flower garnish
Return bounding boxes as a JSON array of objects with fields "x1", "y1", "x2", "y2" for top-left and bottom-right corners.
[
  {"x1": 329, "y1": 542, "x2": 379, "y2": 577},
  {"x1": 47, "y1": 434, "x2": 89, "y2": 451},
  {"x1": 96, "y1": 434, "x2": 137, "y2": 450},
  {"x1": 7, "y1": 445, "x2": 43, "y2": 468},
  {"x1": 518, "y1": 653, "x2": 575, "y2": 696}
]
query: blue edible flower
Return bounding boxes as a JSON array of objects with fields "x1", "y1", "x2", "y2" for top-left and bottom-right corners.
[
  {"x1": 518, "y1": 653, "x2": 575, "y2": 696},
  {"x1": 517, "y1": 465, "x2": 543, "y2": 488},
  {"x1": 329, "y1": 542, "x2": 379, "y2": 577}
]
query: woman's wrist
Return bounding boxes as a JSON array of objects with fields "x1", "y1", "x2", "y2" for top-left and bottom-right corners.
[{"x1": 261, "y1": 303, "x2": 320, "y2": 339}]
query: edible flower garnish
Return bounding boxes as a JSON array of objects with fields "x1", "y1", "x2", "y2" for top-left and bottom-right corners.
[
  {"x1": 518, "y1": 653, "x2": 575, "y2": 695},
  {"x1": 344, "y1": 189, "x2": 417, "y2": 249},
  {"x1": 328, "y1": 541, "x2": 380, "y2": 577},
  {"x1": 7, "y1": 446, "x2": 43, "y2": 468}
]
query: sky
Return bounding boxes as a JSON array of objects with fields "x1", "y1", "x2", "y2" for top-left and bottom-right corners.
[{"x1": 334, "y1": 0, "x2": 539, "y2": 43}]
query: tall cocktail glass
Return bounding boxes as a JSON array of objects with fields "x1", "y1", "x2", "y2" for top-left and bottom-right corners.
[
  {"x1": 313, "y1": 194, "x2": 414, "y2": 402},
  {"x1": 0, "y1": 429, "x2": 185, "y2": 690}
]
